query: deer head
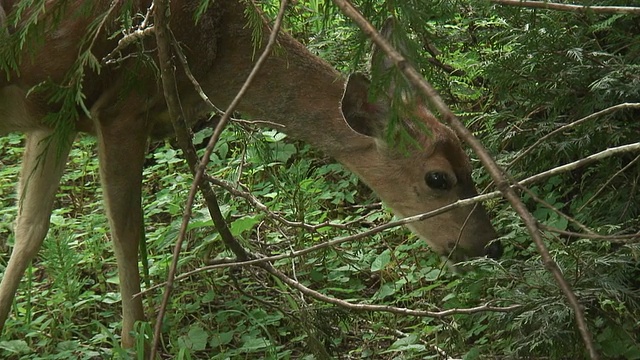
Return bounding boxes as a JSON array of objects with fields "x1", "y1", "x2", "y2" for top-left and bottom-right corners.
[{"x1": 337, "y1": 23, "x2": 501, "y2": 261}]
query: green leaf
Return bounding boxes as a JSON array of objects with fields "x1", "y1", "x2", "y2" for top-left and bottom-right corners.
[
  {"x1": 423, "y1": 268, "x2": 442, "y2": 282},
  {"x1": 178, "y1": 324, "x2": 208, "y2": 352},
  {"x1": 241, "y1": 336, "x2": 270, "y2": 351},
  {"x1": 210, "y1": 331, "x2": 234, "y2": 348},
  {"x1": 0, "y1": 340, "x2": 31, "y2": 354},
  {"x1": 230, "y1": 215, "x2": 262, "y2": 237},
  {"x1": 464, "y1": 347, "x2": 481, "y2": 360},
  {"x1": 371, "y1": 249, "x2": 391, "y2": 272},
  {"x1": 373, "y1": 282, "x2": 396, "y2": 300}
]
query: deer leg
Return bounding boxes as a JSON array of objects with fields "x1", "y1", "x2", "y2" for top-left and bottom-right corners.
[
  {"x1": 95, "y1": 115, "x2": 148, "y2": 348},
  {"x1": 0, "y1": 129, "x2": 74, "y2": 331}
]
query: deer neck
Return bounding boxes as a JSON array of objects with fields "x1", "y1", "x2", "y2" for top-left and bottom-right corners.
[{"x1": 193, "y1": 2, "x2": 376, "y2": 167}]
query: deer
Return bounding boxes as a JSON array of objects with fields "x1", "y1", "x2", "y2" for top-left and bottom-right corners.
[{"x1": 0, "y1": 0, "x2": 502, "y2": 350}]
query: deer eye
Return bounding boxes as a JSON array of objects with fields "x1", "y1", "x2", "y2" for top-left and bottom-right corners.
[{"x1": 425, "y1": 171, "x2": 452, "y2": 190}]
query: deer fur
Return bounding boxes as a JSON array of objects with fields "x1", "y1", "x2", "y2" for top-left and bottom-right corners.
[{"x1": 0, "y1": 0, "x2": 501, "y2": 349}]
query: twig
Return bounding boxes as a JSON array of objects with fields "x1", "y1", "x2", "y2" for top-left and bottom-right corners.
[
  {"x1": 151, "y1": 0, "x2": 289, "y2": 356},
  {"x1": 102, "y1": 27, "x2": 155, "y2": 65},
  {"x1": 169, "y1": 35, "x2": 226, "y2": 116},
  {"x1": 491, "y1": 0, "x2": 640, "y2": 15},
  {"x1": 330, "y1": 1, "x2": 600, "y2": 358},
  {"x1": 152, "y1": 0, "x2": 223, "y2": 356},
  {"x1": 151, "y1": 1, "x2": 182, "y2": 356},
  {"x1": 102, "y1": 2, "x2": 156, "y2": 66},
  {"x1": 538, "y1": 225, "x2": 640, "y2": 243},
  {"x1": 522, "y1": 142, "x2": 640, "y2": 185},
  {"x1": 231, "y1": 117, "x2": 286, "y2": 128},
  {"x1": 205, "y1": 175, "x2": 382, "y2": 233},
  {"x1": 509, "y1": 103, "x2": 640, "y2": 167},
  {"x1": 142, "y1": 250, "x2": 523, "y2": 318},
  {"x1": 135, "y1": 192, "x2": 502, "y2": 297},
  {"x1": 577, "y1": 153, "x2": 640, "y2": 213},
  {"x1": 258, "y1": 261, "x2": 522, "y2": 317}
]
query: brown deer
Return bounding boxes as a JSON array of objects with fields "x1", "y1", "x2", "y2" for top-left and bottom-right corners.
[{"x1": 0, "y1": 0, "x2": 501, "y2": 349}]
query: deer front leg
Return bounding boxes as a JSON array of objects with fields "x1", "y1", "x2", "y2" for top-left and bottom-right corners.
[
  {"x1": 95, "y1": 115, "x2": 148, "y2": 349},
  {"x1": 0, "y1": 129, "x2": 74, "y2": 332}
]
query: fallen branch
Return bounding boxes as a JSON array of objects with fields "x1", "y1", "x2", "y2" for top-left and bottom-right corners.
[
  {"x1": 539, "y1": 225, "x2": 640, "y2": 243},
  {"x1": 135, "y1": 191, "x2": 498, "y2": 297}
]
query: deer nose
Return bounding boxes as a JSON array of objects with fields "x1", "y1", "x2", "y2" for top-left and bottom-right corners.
[{"x1": 485, "y1": 240, "x2": 503, "y2": 259}]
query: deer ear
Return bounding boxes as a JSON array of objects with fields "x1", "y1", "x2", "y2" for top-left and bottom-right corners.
[
  {"x1": 340, "y1": 73, "x2": 390, "y2": 138},
  {"x1": 371, "y1": 18, "x2": 400, "y2": 76},
  {"x1": 341, "y1": 18, "x2": 408, "y2": 139},
  {"x1": 370, "y1": 18, "x2": 417, "y2": 97}
]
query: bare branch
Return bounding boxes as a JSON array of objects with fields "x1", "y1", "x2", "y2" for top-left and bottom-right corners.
[
  {"x1": 102, "y1": 27, "x2": 155, "y2": 65},
  {"x1": 102, "y1": 3, "x2": 156, "y2": 66},
  {"x1": 510, "y1": 103, "x2": 640, "y2": 167},
  {"x1": 205, "y1": 175, "x2": 382, "y2": 232},
  {"x1": 539, "y1": 224, "x2": 640, "y2": 243},
  {"x1": 136, "y1": 191, "x2": 502, "y2": 296},
  {"x1": 150, "y1": 0, "x2": 293, "y2": 354},
  {"x1": 151, "y1": 0, "x2": 292, "y2": 354},
  {"x1": 331, "y1": 1, "x2": 600, "y2": 358},
  {"x1": 259, "y1": 262, "x2": 522, "y2": 317},
  {"x1": 169, "y1": 35, "x2": 226, "y2": 116},
  {"x1": 140, "y1": 254, "x2": 522, "y2": 319},
  {"x1": 577, "y1": 153, "x2": 640, "y2": 213},
  {"x1": 492, "y1": 0, "x2": 640, "y2": 15},
  {"x1": 522, "y1": 142, "x2": 640, "y2": 185}
]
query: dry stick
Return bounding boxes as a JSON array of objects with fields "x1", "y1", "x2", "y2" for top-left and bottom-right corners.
[
  {"x1": 331, "y1": 1, "x2": 599, "y2": 358},
  {"x1": 102, "y1": 3, "x2": 156, "y2": 65},
  {"x1": 509, "y1": 103, "x2": 640, "y2": 167},
  {"x1": 135, "y1": 140, "x2": 640, "y2": 297},
  {"x1": 170, "y1": 37, "x2": 226, "y2": 116},
  {"x1": 151, "y1": 1, "x2": 204, "y2": 356},
  {"x1": 137, "y1": 194, "x2": 497, "y2": 296},
  {"x1": 197, "y1": 0, "x2": 288, "y2": 184},
  {"x1": 577, "y1": 153, "x2": 640, "y2": 213},
  {"x1": 152, "y1": 0, "x2": 289, "y2": 357},
  {"x1": 205, "y1": 175, "x2": 381, "y2": 232},
  {"x1": 178, "y1": 0, "x2": 290, "y2": 260},
  {"x1": 102, "y1": 27, "x2": 155, "y2": 65},
  {"x1": 491, "y1": 0, "x2": 640, "y2": 15},
  {"x1": 258, "y1": 261, "x2": 522, "y2": 317},
  {"x1": 522, "y1": 142, "x2": 640, "y2": 185},
  {"x1": 539, "y1": 225, "x2": 640, "y2": 243}
]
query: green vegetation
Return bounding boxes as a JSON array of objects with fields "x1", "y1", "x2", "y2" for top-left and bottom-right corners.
[{"x1": 1, "y1": 0, "x2": 639, "y2": 358}]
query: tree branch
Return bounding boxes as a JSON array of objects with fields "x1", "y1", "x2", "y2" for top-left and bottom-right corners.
[
  {"x1": 139, "y1": 253, "x2": 522, "y2": 319},
  {"x1": 522, "y1": 142, "x2": 640, "y2": 185},
  {"x1": 258, "y1": 261, "x2": 522, "y2": 317},
  {"x1": 491, "y1": 0, "x2": 640, "y2": 15},
  {"x1": 331, "y1": 1, "x2": 600, "y2": 358},
  {"x1": 151, "y1": 0, "x2": 294, "y2": 355},
  {"x1": 509, "y1": 103, "x2": 640, "y2": 167}
]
